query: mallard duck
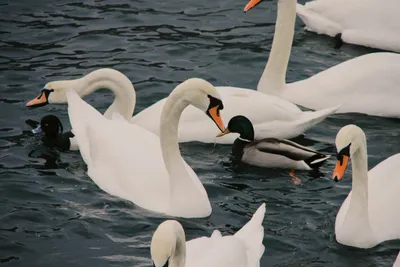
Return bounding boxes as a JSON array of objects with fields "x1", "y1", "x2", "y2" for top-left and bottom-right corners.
[{"x1": 217, "y1": 115, "x2": 329, "y2": 174}]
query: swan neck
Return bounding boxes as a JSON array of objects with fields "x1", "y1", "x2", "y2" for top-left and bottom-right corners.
[
  {"x1": 258, "y1": 0, "x2": 296, "y2": 94},
  {"x1": 350, "y1": 144, "x2": 369, "y2": 207},
  {"x1": 337, "y1": 141, "x2": 374, "y2": 246},
  {"x1": 170, "y1": 231, "x2": 186, "y2": 267},
  {"x1": 76, "y1": 69, "x2": 136, "y2": 120},
  {"x1": 160, "y1": 91, "x2": 189, "y2": 185}
]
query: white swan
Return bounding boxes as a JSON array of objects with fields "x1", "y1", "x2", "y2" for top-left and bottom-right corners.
[
  {"x1": 27, "y1": 68, "x2": 338, "y2": 144},
  {"x1": 244, "y1": 0, "x2": 400, "y2": 118},
  {"x1": 66, "y1": 78, "x2": 226, "y2": 218},
  {"x1": 394, "y1": 252, "x2": 400, "y2": 267},
  {"x1": 296, "y1": 0, "x2": 400, "y2": 53},
  {"x1": 332, "y1": 125, "x2": 400, "y2": 248},
  {"x1": 151, "y1": 203, "x2": 265, "y2": 267}
]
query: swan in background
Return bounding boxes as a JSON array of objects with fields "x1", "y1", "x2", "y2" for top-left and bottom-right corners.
[
  {"x1": 151, "y1": 203, "x2": 266, "y2": 267},
  {"x1": 296, "y1": 0, "x2": 400, "y2": 53},
  {"x1": 394, "y1": 252, "x2": 400, "y2": 267},
  {"x1": 66, "y1": 78, "x2": 226, "y2": 218},
  {"x1": 27, "y1": 68, "x2": 338, "y2": 144},
  {"x1": 244, "y1": 0, "x2": 400, "y2": 118},
  {"x1": 27, "y1": 68, "x2": 136, "y2": 121},
  {"x1": 332, "y1": 125, "x2": 400, "y2": 248}
]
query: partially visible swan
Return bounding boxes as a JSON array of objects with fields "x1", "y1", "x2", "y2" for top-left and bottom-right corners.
[
  {"x1": 151, "y1": 203, "x2": 266, "y2": 267},
  {"x1": 27, "y1": 68, "x2": 338, "y2": 144},
  {"x1": 66, "y1": 78, "x2": 226, "y2": 218},
  {"x1": 296, "y1": 0, "x2": 400, "y2": 52},
  {"x1": 332, "y1": 125, "x2": 400, "y2": 248},
  {"x1": 394, "y1": 252, "x2": 400, "y2": 267},
  {"x1": 244, "y1": 0, "x2": 400, "y2": 118}
]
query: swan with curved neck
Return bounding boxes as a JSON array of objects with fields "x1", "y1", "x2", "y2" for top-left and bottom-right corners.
[
  {"x1": 66, "y1": 78, "x2": 224, "y2": 218},
  {"x1": 245, "y1": 0, "x2": 400, "y2": 118},
  {"x1": 151, "y1": 203, "x2": 266, "y2": 267},
  {"x1": 27, "y1": 68, "x2": 339, "y2": 144},
  {"x1": 27, "y1": 68, "x2": 136, "y2": 120},
  {"x1": 332, "y1": 125, "x2": 400, "y2": 248}
]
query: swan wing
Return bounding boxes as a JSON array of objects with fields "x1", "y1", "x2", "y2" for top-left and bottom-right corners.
[
  {"x1": 185, "y1": 203, "x2": 265, "y2": 267},
  {"x1": 67, "y1": 88, "x2": 170, "y2": 213},
  {"x1": 368, "y1": 153, "x2": 400, "y2": 242},
  {"x1": 296, "y1": 0, "x2": 400, "y2": 52},
  {"x1": 284, "y1": 53, "x2": 400, "y2": 118}
]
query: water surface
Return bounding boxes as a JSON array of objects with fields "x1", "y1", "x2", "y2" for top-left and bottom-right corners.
[{"x1": 1, "y1": 0, "x2": 399, "y2": 266}]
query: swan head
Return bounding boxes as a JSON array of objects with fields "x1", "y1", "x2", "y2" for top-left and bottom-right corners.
[
  {"x1": 333, "y1": 124, "x2": 366, "y2": 182},
  {"x1": 26, "y1": 79, "x2": 81, "y2": 107},
  {"x1": 151, "y1": 220, "x2": 186, "y2": 267},
  {"x1": 173, "y1": 78, "x2": 225, "y2": 132}
]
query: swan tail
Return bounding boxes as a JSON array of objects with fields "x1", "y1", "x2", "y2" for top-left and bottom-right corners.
[
  {"x1": 286, "y1": 105, "x2": 339, "y2": 137},
  {"x1": 211, "y1": 230, "x2": 222, "y2": 238},
  {"x1": 234, "y1": 203, "x2": 266, "y2": 267},
  {"x1": 296, "y1": 3, "x2": 341, "y2": 37}
]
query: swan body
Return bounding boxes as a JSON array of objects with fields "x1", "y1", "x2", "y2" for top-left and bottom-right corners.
[
  {"x1": 245, "y1": 0, "x2": 400, "y2": 118},
  {"x1": 151, "y1": 203, "x2": 266, "y2": 267},
  {"x1": 332, "y1": 125, "x2": 400, "y2": 248},
  {"x1": 27, "y1": 68, "x2": 338, "y2": 144},
  {"x1": 132, "y1": 86, "x2": 338, "y2": 143},
  {"x1": 66, "y1": 78, "x2": 226, "y2": 218},
  {"x1": 296, "y1": 0, "x2": 400, "y2": 52},
  {"x1": 394, "y1": 252, "x2": 400, "y2": 267}
]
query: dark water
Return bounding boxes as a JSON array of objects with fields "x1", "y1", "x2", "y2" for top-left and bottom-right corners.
[{"x1": 1, "y1": 0, "x2": 400, "y2": 266}]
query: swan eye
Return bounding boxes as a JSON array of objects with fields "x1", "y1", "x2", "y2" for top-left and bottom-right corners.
[
  {"x1": 207, "y1": 95, "x2": 224, "y2": 111},
  {"x1": 337, "y1": 143, "x2": 351, "y2": 164}
]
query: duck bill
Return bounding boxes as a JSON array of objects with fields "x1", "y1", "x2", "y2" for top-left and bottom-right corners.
[
  {"x1": 244, "y1": 0, "x2": 262, "y2": 12},
  {"x1": 32, "y1": 125, "x2": 42, "y2": 134},
  {"x1": 332, "y1": 155, "x2": 349, "y2": 182},
  {"x1": 216, "y1": 128, "x2": 230, "y2": 137},
  {"x1": 207, "y1": 106, "x2": 225, "y2": 133},
  {"x1": 26, "y1": 92, "x2": 48, "y2": 107}
]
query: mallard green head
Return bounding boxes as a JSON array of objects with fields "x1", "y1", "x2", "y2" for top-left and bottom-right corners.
[{"x1": 217, "y1": 115, "x2": 255, "y2": 141}]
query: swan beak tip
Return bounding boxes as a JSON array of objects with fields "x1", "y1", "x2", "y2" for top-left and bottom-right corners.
[
  {"x1": 216, "y1": 128, "x2": 230, "y2": 138},
  {"x1": 244, "y1": 0, "x2": 262, "y2": 12},
  {"x1": 26, "y1": 93, "x2": 48, "y2": 108},
  {"x1": 332, "y1": 155, "x2": 349, "y2": 182},
  {"x1": 207, "y1": 106, "x2": 226, "y2": 133}
]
